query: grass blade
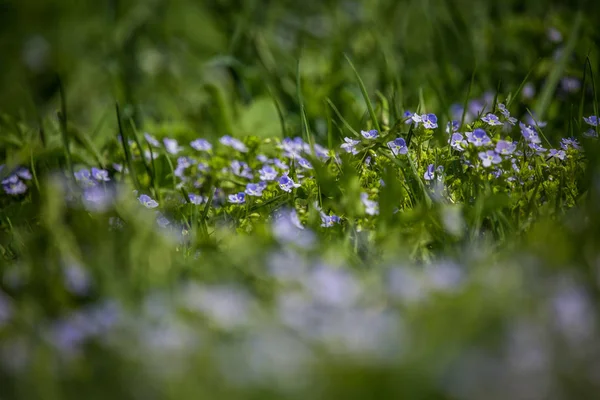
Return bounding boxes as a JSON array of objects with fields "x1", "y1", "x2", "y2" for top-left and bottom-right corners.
[{"x1": 344, "y1": 53, "x2": 381, "y2": 133}]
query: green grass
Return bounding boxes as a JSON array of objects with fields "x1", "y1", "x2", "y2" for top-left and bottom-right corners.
[{"x1": 1, "y1": 1, "x2": 600, "y2": 399}]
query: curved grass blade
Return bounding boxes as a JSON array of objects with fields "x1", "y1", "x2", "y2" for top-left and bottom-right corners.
[{"x1": 344, "y1": 53, "x2": 381, "y2": 133}]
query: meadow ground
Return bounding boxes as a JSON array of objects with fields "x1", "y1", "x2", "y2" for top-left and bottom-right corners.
[{"x1": 1, "y1": 1, "x2": 600, "y2": 399}]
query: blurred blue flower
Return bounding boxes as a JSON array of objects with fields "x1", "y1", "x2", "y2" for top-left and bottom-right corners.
[
  {"x1": 0, "y1": 290, "x2": 12, "y2": 327},
  {"x1": 320, "y1": 212, "x2": 340, "y2": 227},
  {"x1": 190, "y1": 138, "x2": 212, "y2": 152},
  {"x1": 482, "y1": 113, "x2": 503, "y2": 126},
  {"x1": 272, "y1": 208, "x2": 314, "y2": 248},
  {"x1": 188, "y1": 194, "x2": 205, "y2": 205},
  {"x1": 341, "y1": 137, "x2": 360, "y2": 155},
  {"x1": 82, "y1": 186, "x2": 113, "y2": 212},
  {"x1": 163, "y1": 138, "x2": 182, "y2": 155},
  {"x1": 138, "y1": 194, "x2": 159, "y2": 208},
  {"x1": 560, "y1": 77, "x2": 581, "y2": 93},
  {"x1": 144, "y1": 132, "x2": 161, "y2": 147},
  {"x1": 220, "y1": 135, "x2": 248, "y2": 153},
  {"x1": 273, "y1": 158, "x2": 289, "y2": 171},
  {"x1": 256, "y1": 154, "x2": 269, "y2": 163},
  {"x1": 525, "y1": 114, "x2": 547, "y2": 128},
  {"x1": 528, "y1": 142, "x2": 547, "y2": 155},
  {"x1": 278, "y1": 175, "x2": 301, "y2": 193},
  {"x1": 231, "y1": 160, "x2": 253, "y2": 179},
  {"x1": 450, "y1": 133, "x2": 467, "y2": 151},
  {"x1": 446, "y1": 120, "x2": 460, "y2": 134},
  {"x1": 548, "y1": 149, "x2": 566, "y2": 160},
  {"x1": 74, "y1": 168, "x2": 91, "y2": 182},
  {"x1": 298, "y1": 157, "x2": 313, "y2": 170},
  {"x1": 387, "y1": 138, "x2": 408, "y2": 156},
  {"x1": 584, "y1": 129, "x2": 598, "y2": 138},
  {"x1": 156, "y1": 212, "x2": 171, "y2": 228},
  {"x1": 3, "y1": 178, "x2": 27, "y2": 195},
  {"x1": 584, "y1": 116, "x2": 598, "y2": 127},
  {"x1": 259, "y1": 165, "x2": 278, "y2": 181},
  {"x1": 424, "y1": 164, "x2": 435, "y2": 181},
  {"x1": 466, "y1": 128, "x2": 491, "y2": 147},
  {"x1": 360, "y1": 193, "x2": 379, "y2": 216},
  {"x1": 522, "y1": 82, "x2": 536, "y2": 99},
  {"x1": 497, "y1": 103, "x2": 510, "y2": 118},
  {"x1": 478, "y1": 150, "x2": 502, "y2": 167},
  {"x1": 91, "y1": 167, "x2": 110, "y2": 182},
  {"x1": 361, "y1": 129, "x2": 379, "y2": 140},
  {"x1": 63, "y1": 263, "x2": 92, "y2": 296},
  {"x1": 15, "y1": 167, "x2": 32, "y2": 180},
  {"x1": 547, "y1": 27, "x2": 562, "y2": 43},
  {"x1": 228, "y1": 192, "x2": 246, "y2": 204},
  {"x1": 495, "y1": 140, "x2": 516, "y2": 155},
  {"x1": 245, "y1": 183, "x2": 265, "y2": 197},
  {"x1": 421, "y1": 114, "x2": 438, "y2": 129}
]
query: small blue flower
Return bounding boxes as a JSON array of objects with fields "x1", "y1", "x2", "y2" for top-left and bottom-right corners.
[
  {"x1": 584, "y1": 116, "x2": 598, "y2": 127},
  {"x1": 450, "y1": 133, "x2": 467, "y2": 151},
  {"x1": 560, "y1": 77, "x2": 580, "y2": 93},
  {"x1": 547, "y1": 27, "x2": 562, "y2": 43},
  {"x1": 74, "y1": 169, "x2": 91, "y2": 182},
  {"x1": 446, "y1": 120, "x2": 459, "y2": 134},
  {"x1": 15, "y1": 167, "x2": 32, "y2": 180},
  {"x1": 478, "y1": 150, "x2": 502, "y2": 167},
  {"x1": 273, "y1": 158, "x2": 289, "y2": 171},
  {"x1": 297, "y1": 157, "x2": 313, "y2": 170},
  {"x1": 495, "y1": 140, "x2": 516, "y2": 155},
  {"x1": 230, "y1": 160, "x2": 253, "y2": 179},
  {"x1": 163, "y1": 138, "x2": 182, "y2": 155},
  {"x1": 190, "y1": 138, "x2": 212, "y2": 152},
  {"x1": 259, "y1": 165, "x2": 278, "y2": 181},
  {"x1": 466, "y1": 128, "x2": 491, "y2": 147},
  {"x1": 3, "y1": 179, "x2": 27, "y2": 195},
  {"x1": 156, "y1": 212, "x2": 171, "y2": 228},
  {"x1": 361, "y1": 129, "x2": 379, "y2": 140},
  {"x1": 548, "y1": 149, "x2": 566, "y2": 160},
  {"x1": 482, "y1": 113, "x2": 503, "y2": 126},
  {"x1": 245, "y1": 183, "x2": 264, "y2": 197},
  {"x1": 228, "y1": 192, "x2": 246, "y2": 204},
  {"x1": 360, "y1": 193, "x2": 379, "y2": 216},
  {"x1": 138, "y1": 194, "x2": 159, "y2": 209},
  {"x1": 520, "y1": 123, "x2": 541, "y2": 144},
  {"x1": 144, "y1": 133, "x2": 161, "y2": 147},
  {"x1": 91, "y1": 168, "x2": 110, "y2": 182},
  {"x1": 528, "y1": 142, "x2": 547, "y2": 155},
  {"x1": 220, "y1": 135, "x2": 248, "y2": 152},
  {"x1": 387, "y1": 137, "x2": 408, "y2": 156},
  {"x1": 421, "y1": 113, "x2": 438, "y2": 129},
  {"x1": 256, "y1": 154, "x2": 269, "y2": 163},
  {"x1": 280, "y1": 137, "x2": 305, "y2": 158},
  {"x1": 522, "y1": 83, "x2": 536, "y2": 99},
  {"x1": 525, "y1": 114, "x2": 547, "y2": 128},
  {"x1": 424, "y1": 164, "x2": 435, "y2": 181},
  {"x1": 560, "y1": 137, "x2": 581, "y2": 151},
  {"x1": 410, "y1": 113, "x2": 423, "y2": 124},
  {"x1": 320, "y1": 212, "x2": 340, "y2": 227},
  {"x1": 188, "y1": 194, "x2": 205, "y2": 205},
  {"x1": 278, "y1": 175, "x2": 301, "y2": 193},
  {"x1": 113, "y1": 163, "x2": 124, "y2": 172},
  {"x1": 63, "y1": 263, "x2": 92, "y2": 296},
  {"x1": 341, "y1": 137, "x2": 360, "y2": 155},
  {"x1": 584, "y1": 129, "x2": 598, "y2": 138},
  {"x1": 497, "y1": 103, "x2": 510, "y2": 118}
]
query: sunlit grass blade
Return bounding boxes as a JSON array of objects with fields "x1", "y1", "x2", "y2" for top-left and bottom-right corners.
[
  {"x1": 344, "y1": 53, "x2": 381, "y2": 133},
  {"x1": 326, "y1": 98, "x2": 360, "y2": 137}
]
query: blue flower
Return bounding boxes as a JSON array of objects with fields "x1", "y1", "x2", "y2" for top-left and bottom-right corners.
[
  {"x1": 144, "y1": 133, "x2": 161, "y2": 147},
  {"x1": 450, "y1": 133, "x2": 467, "y2": 151},
  {"x1": 528, "y1": 142, "x2": 547, "y2": 155},
  {"x1": 273, "y1": 158, "x2": 289, "y2": 171},
  {"x1": 548, "y1": 149, "x2": 566, "y2": 160},
  {"x1": 190, "y1": 139, "x2": 212, "y2": 152},
  {"x1": 259, "y1": 165, "x2": 278, "y2": 181},
  {"x1": 519, "y1": 123, "x2": 541, "y2": 144},
  {"x1": 478, "y1": 150, "x2": 502, "y2": 167},
  {"x1": 220, "y1": 135, "x2": 248, "y2": 152},
  {"x1": 424, "y1": 164, "x2": 435, "y2": 181},
  {"x1": 245, "y1": 183, "x2": 264, "y2": 197},
  {"x1": 421, "y1": 113, "x2": 438, "y2": 129},
  {"x1": 82, "y1": 186, "x2": 114, "y2": 212},
  {"x1": 230, "y1": 160, "x2": 253, "y2": 179},
  {"x1": 495, "y1": 140, "x2": 516, "y2": 155},
  {"x1": 228, "y1": 192, "x2": 246, "y2": 204},
  {"x1": 466, "y1": 128, "x2": 491, "y2": 147},
  {"x1": 361, "y1": 129, "x2": 379, "y2": 140},
  {"x1": 15, "y1": 167, "x2": 32, "y2": 180},
  {"x1": 522, "y1": 83, "x2": 536, "y2": 99},
  {"x1": 91, "y1": 167, "x2": 110, "y2": 182},
  {"x1": 297, "y1": 157, "x2": 313, "y2": 170},
  {"x1": 560, "y1": 77, "x2": 580, "y2": 93},
  {"x1": 410, "y1": 113, "x2": 423, "y2": 124},
  {"x1": 584, "y1": 116, "x2": 598, "y2": 127},
  {"x1": 163, "y1": 138, "x2": 182, "y2": 154},
  {"x1": 278, "y1": 175, "x2": 301, "y2": 192},
  {"x1": 341, "y1": 137, "x2": 360, "y2": 155},
  {"x1": 560, "y1": 137, "x2": 581, "y2": 150},
  {"x1": 63, "y1": 263, "x2": 92, "y2": 296},
  {"x1": 584, "y1": 129, "x2": 598, "y2": 138},
  {"x1": 3, "y1": 178, "x2": 27, "y2": 195},
  {"x1": 446, "y1": 120, "x2": 459, "y2": 134},
  {"x1": 138, "y1": 194, "x2": 159, "y2": 208},
  {"x1": 156, "y1": 212, "x2": 171, "y2": 228},
  {"x1": 482, "y1": 113, "x2": 503, "y2": 126},
  {"x1": 387, "y1": 137, "x2": 408, "y2": 156},
  {"x1": 524, "y1": 114, "x2": 547, "y2": 128},
  {"x1": 188, "y1": 194, "x2": 205, "y2": 205},
  {"x1": 547, "y1": 27, "x2": 562, "y2": 43},
  {"x1": 497, "y1": 103, "x2": 510, "y2": 118},
  {"x1": 256, "y1": 154, "x2": 269, "y2": 163},
  {"x1": 360, "y1": 193, "x2": 379, "y2": 216},
  {"x1": 320, "y1": 212, "x2": 340, "y2": 227},
  {"x1": 280, "y1": 137, "x2": 305, "y2": 158},
  {"x1": 74, "y1": 169, "x2": 91, "y2": 182}
]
